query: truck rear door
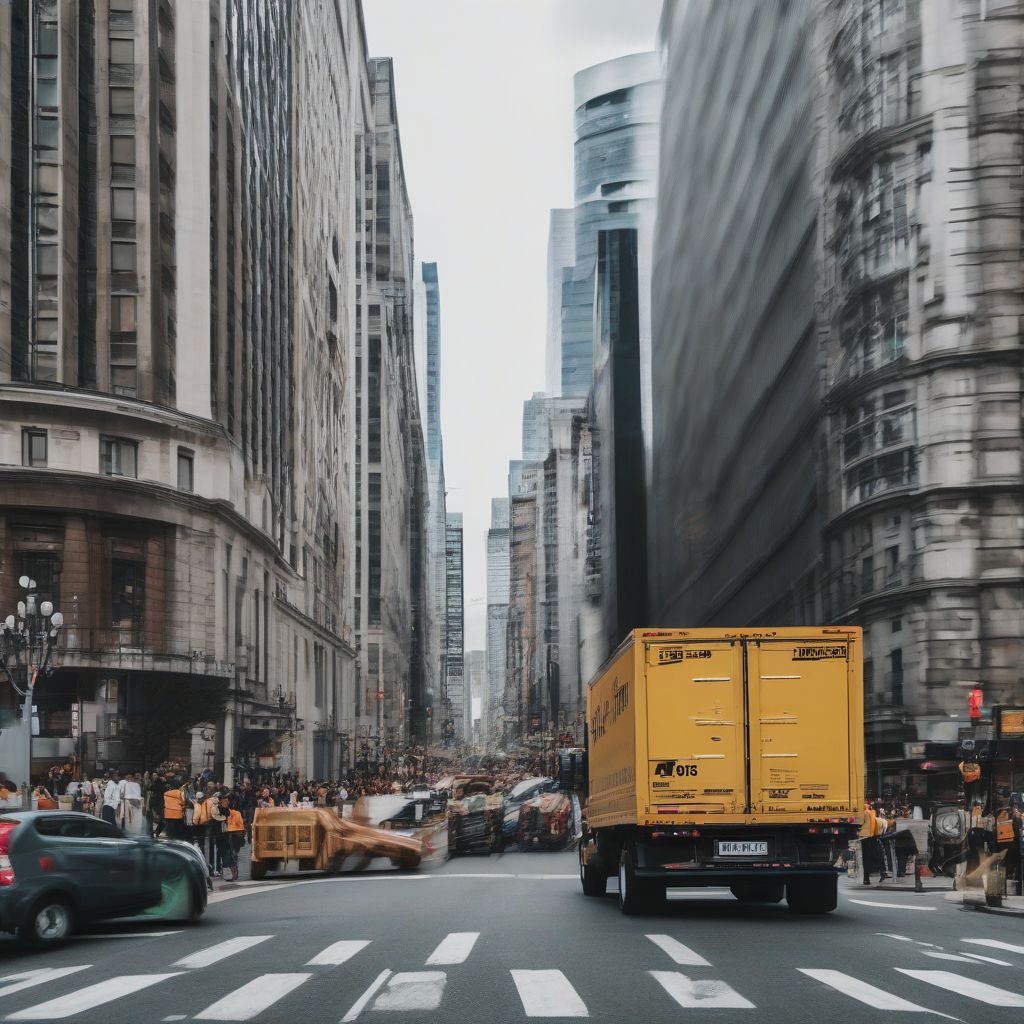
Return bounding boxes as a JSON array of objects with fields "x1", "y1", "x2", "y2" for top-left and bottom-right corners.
[
  {"x1": 644, "y1": 640, "x2": 745, "y2": 814},
  {"x1": 747, "y1": 637, "x2": 854, "y2": 815}
]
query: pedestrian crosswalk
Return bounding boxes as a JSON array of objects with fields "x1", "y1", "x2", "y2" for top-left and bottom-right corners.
[{"x1": 0, "y1": 930, "x2": 1021, "y2": 1020}]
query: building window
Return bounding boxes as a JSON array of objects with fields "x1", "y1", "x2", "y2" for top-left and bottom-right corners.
[
  {"x1": 110, "y1": 366, "x2": 137, "y2": 397},
  {"x1": 100, "y1": 435, "x2": 137, "y2": 477},
  {"x1": 22, "y1": 428, "x2": 48, "y2": 468},
  {"x1": 17, "y1": 553, "x2": 60, "y2": 610},
  {"x1": 891, "y1": 617, "x2": 902, "y2": 633},
  {"x1": 109, "y1": 88, "x2": 134, "y2": 117},
  {"x1": 111, "y1": 559, "x2": 144, "y2": 632},
  {"x1": 111, "y1": 241, "x2": 136, "y2": 272},
  {"x1": 177, "y1": 448, "x2": 194, "y2": 492},
  {"x1": 109, "y1": 38, "x2": 134, "y2": 65},
  {"x1": 110, "y1": 187, "x2": 135, "y2": 221}
]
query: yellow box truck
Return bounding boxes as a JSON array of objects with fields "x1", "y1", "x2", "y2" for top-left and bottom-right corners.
[{"x1": 579, "y1": 627, "x2": 863, "y2": 914}]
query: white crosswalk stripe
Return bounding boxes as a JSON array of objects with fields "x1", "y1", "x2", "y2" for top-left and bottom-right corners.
[
  {"x1": 896, "y1": 969, "x2": 1024, "y2": 1007},
  {"x1": 426, "y1": 931, "x2": 479, "y2": 965},
  {"x1": 798, "y1": 969, "x2": 937, "y2": 1013},
  {"x1": 511, "y1": 970, "x2": 589, "y2": 1018},
  {"x1": 371, "y1": 972, "x2": 447, "y2": 1012},
  {"x1": 961, "y1": 938, "x2": 1024, "y2": 956},
  {"x1": 173, "y1": 935, "x2": 273, "y2": 969},
  {"x1": 0, "y1": 968, "x2": 92, "y2": 1001},
  {"x1": 7, "y1": 973, "x2": 181, "y2": 1020},
  {"x1": 650, "y1": 971, "x2": 754, "y2": 1009},
  {"x1": 194, "y1": 973, "x2": 311, "y2": 1021},
  {"x1": 306, "y1": 939, "x2": 371, "y2": 966},
  {"x1": 646, "y1": 934, "x2": 712, "y2": 966},
  {"x1": 957, "y1": 952, "x2": 1013, "y2": 966}
]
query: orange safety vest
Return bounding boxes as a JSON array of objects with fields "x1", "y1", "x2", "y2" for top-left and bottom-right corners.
[
  {"x1": 193, "y1": 797, "x2": 212, "y2": 827},
  {"x1": 227, "y1": 809, "x2": 245, "y2": 832},
  {"x1": 163, "y1": 788, "x2": 185, "y2": 820}
]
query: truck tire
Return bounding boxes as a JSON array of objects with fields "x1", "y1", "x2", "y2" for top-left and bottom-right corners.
[
  {"x1": 579, "y1": 842, "x2": 606, "y2": 897},
  {"x1": 618, "y1": 844, "x2": 662, "y2": 915},
  {"x1": 250, "y1": 860, "x2": 268, "y2": 881},
  {"x1": 730, "y1": 881, "x2": 784, "y2": 904},
  {"x1": 786, "y1": 876, "x2": 838, "y2": 915}
]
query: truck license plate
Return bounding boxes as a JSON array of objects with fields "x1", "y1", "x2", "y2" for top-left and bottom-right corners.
[{"x1": 716, "y1": 841, "x2": 768, "y2": 857}]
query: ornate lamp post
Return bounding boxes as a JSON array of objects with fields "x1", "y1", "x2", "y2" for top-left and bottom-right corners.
[{"x1": 0, "y1": 576, "x2": 63, "y2": 803}]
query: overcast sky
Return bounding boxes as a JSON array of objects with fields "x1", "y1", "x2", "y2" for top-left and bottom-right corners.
[{"x1": 364, "y1": 0, "x2": 663, "y2": 650}]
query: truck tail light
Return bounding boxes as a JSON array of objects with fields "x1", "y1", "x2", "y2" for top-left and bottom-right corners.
[{"x1": 0, "y1": 820, "x2": 18, "y2": 886}]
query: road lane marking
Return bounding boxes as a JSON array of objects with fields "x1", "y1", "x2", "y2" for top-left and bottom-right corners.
[
  {"x1": 798, "y1": 969, "x2": 956, "y2": 1018},
  {"x1": 0, "y1": 968, "x2": 92, "y2": 999},
  {"x1": 172, "y1": 935, "x2": 273, "y2": 968},
  {"x1": 341, "y1": 969, "x2": 392, "y2": 1022},
  {"x1": 921, "y1": 953, "x2": 977, "y2": 964},
  {"x1": 307, "y1": 939, "x2": 371, "y2": 966},
  {"x1": 426, "y1": 932, "x2": 479, "y2": 965},
  {"x1": 849, "y1": 899, "x2": 936, "y2": 911},
  {"x1": 896, "y1": 969, "x2": 1024, "y2": 1007},
  {"x1": 646, "y1": 935, "x2": 712, "y2": 966},
  {"x1": 371, "y1": 972, "x2": 447, "y2": 1011},
  {"x1": 79, "y1": 930, "x2": 182, "y2": 939},
  {"x1": 194, "y1": 973, "x2": 311, "y2": 1020},
  {"x1": 7, "y1": 973, "x2": 182, "y2": 1020},
  {"x1": 958, "y1": 952, "x2": 1013, "y2": 966},
  {"x1": 650, "y1": 971, "x2": 754, "y2": 1009},
  {"x1": 962, "y1": 938, "x2": 1024, "y2": 956},
  {"x1": 511, "y1": 970, "x2": 588, "y2": 1017}
]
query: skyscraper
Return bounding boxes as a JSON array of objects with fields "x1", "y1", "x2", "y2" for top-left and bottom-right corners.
[
  {"x1": 545, "y1": 209, "x2": 575, "y2": 397},
  {"x1": 444, "y1": 512, "x2": 466, "y2": 742},
  {"x1": 415, "y1": 261, "x2": 448, "y2": 734},
  {"x1": 485, "y1": 498, "x2": 510, "y2": 743}
]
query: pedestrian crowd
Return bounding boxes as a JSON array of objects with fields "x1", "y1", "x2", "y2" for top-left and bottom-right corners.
[{"x1": 28, "y1": 747, "x2": 557, "y2": 884}]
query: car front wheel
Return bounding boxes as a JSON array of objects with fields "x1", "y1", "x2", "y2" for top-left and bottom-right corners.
[{"x1": 19, "y1": 896, "x2": 74, "y2": 948}]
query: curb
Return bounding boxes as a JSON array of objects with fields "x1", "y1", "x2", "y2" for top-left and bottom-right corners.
[{"x1": 943, "y1": 892, "x2": 1024, "y2": 917}]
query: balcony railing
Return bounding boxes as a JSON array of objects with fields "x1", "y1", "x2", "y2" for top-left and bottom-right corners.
[{"x1": 57, "y1": 626, "x2": 229, "y2": 676}]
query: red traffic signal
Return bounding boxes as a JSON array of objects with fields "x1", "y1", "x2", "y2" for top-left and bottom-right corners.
[{"x1": 969, "y1": 688, "x2": 983, "y2": 721}]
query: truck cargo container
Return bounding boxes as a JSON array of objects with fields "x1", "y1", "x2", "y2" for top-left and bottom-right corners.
[{"x1": 578, "y1": 627, "x2": 864, "y2": 914}]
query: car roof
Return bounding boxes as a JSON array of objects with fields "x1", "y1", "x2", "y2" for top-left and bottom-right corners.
[{"x1": 0, "y1": 810, "x2": 100, "y2": 821}]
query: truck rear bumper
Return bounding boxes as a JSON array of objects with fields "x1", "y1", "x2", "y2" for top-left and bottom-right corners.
[{"x1": 635, "y1": 865, "x2": 839, "y2": 882}]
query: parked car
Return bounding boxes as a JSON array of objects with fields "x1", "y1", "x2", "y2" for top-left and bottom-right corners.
[
  {"x1": 447, "y1": 776, "x2": 505, "y2": 854},
  {"x1": 501, "y1": 777, "x2": 559, "y2": 842},
  {"x1": 517, "y1": 791, "x2": 573, "y2": 849},
  {"x1": 0, "y1": 811, "x2": 208, "y2": 947}
]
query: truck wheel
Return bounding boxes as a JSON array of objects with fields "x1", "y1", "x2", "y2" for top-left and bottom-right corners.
[
  {"x1": 786, "y1": 876, "x2": 837, "y2": 914},
  {"x1": 579, "y1": 843, "x2": 606, "y2": 897},
  {"x1": 250, "y1": 860, "x2": 268, "y2": 881},
  {"x1": 730, "y1": 881, "x2": 784, "y2": 904},
  {"x1": 618, "y1": 844, "x2": 662, "y2": 915}
]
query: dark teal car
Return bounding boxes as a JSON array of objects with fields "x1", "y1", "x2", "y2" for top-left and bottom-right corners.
[{"x1": 0, "y1": 811, "x2": 208, "y2": 947}]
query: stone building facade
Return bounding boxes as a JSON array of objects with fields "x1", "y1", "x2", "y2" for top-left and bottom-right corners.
[
  {"x1": 352, "y1": 58, "x2": 428, "y2": 750},
  {"x1": 0, "y1": 0, "x2": 425, "y2": 781},
  {"x1": 651, "y1": 0, "x2": 1024, "y2": 797}
]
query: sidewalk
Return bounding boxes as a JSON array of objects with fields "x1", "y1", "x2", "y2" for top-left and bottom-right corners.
[
  {"x1": 944, "y1": 891, "x2": 1024, "y2": 917},
  {"x1": 844, "y1": 872, "x2": 952, "y2": 894}
]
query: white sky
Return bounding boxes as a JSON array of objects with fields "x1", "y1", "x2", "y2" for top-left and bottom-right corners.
[{"x1": 364, "y1": 0, "x2": 663, "y2": 650}]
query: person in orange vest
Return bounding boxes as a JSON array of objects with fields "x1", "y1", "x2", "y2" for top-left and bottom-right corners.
[
  {"x1": 860, "y1": 801, "x2": 889, "y2": 885},
  {"x1": 227, "y1": 800, "x2": 246, "y2": 881},
  {"x1": 162, "y1": 774, "x2": 187, "y2": 840}
]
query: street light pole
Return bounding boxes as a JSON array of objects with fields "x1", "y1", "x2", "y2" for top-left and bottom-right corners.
[{"x1": 1, "y1": 576, "x2": 63, "y2": 805}]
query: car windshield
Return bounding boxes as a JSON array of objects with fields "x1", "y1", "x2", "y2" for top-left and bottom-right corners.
[{"x1": 509, "y1": 778, "x2": 549, "y2": 801}]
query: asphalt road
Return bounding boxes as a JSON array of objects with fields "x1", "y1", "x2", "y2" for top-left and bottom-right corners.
[{"x1": 0, "y1": 851, "x2": 1021, "y2": 1022}]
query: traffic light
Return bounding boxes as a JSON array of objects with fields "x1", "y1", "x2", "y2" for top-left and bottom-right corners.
[
  {"x1": 969, "y1": 687, "x2": 983, "y2": 722},
  {"x1": 426, "y1": 707, "x2": 433, "y2": 718}
]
